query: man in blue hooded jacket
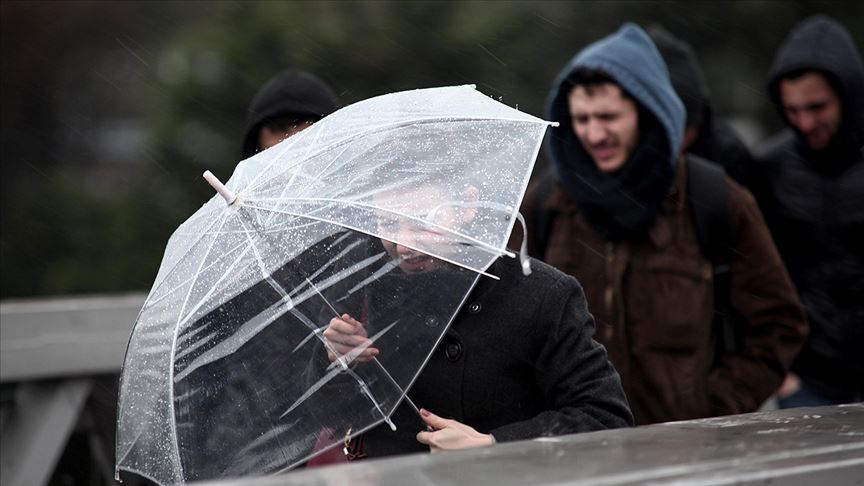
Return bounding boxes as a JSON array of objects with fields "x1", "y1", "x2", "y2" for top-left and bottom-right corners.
[{"x1": 519, "y1": 24, "x2": 807, "y2": 424}]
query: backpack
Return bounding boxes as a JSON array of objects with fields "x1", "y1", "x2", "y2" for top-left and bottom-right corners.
[{"x1": 530, "y1": 155, "x2": 742, "y2": 355}]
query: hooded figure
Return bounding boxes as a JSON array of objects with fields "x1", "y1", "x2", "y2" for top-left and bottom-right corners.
[
  {"x1": 544, "y1": 23, "x2": 684, "y2": 243},
  {"x1": 753, "y1": 15, "x2": 864, "y2": 406},
  {"x1": 647, "y1": 25, "x2": 755, "y2": 186},
  {"x1": 520, "y1": 24, "x2": 807, "y2": 424},
  {"x1": 765, "y1": 15, "x2": 864, "y2": 166},
  {"x1": 242, "y1": 69, "x2": 339, "y2": 159}
]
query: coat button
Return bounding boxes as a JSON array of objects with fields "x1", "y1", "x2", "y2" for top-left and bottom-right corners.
[
  {"x1": 445, "y1": 341, "x2": 463, "y2": 362},
  {"x1": 468, "y1": 302, "x2": 481, "y2": 314},
  {"x1": 425, "y1": 316, "x2": 440, "y2": 327}
]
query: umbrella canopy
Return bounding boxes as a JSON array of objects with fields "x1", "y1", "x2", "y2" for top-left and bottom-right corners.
[{"x1": 116, "y1": 85, "x2": 554, "y2": 485}]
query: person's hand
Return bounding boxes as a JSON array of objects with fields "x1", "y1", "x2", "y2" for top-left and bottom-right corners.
[
  {"x1": 777, "y1": 373, "x2": 801, "y2": 398},
  {"x1": 322, "y1": 314, "x2": 379, "y2": 364},
  {"x1": 415, "y1": 408, "x2": 495, "y2": 452}
]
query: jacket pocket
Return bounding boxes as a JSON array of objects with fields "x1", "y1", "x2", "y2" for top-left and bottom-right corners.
[
  {"x1": 624, "y1": 255, "x2": 715, "y2": 420},
  {"x1": 626, "y1": 254, "x2": 713, "y2": 351}
]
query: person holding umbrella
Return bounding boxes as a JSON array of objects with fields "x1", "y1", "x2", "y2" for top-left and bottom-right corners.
[
  {"x1": 321, "y1": 176, "x2": 633, "y2": 458},
  {"x1": 116, "y1": 85, "x2": 631, "y2": 484}
]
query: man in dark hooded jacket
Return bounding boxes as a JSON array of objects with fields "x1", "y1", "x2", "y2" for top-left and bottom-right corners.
[
  {"x1": 520, "y1": 24, "x2": 808, "y2": 424},
  {"x1": 752, "y1": 15, "x2": 864, "y2": 407},
  {"x1": 647, "y1": 25, "x2": 754, "y2": 186},
  {"x1": 241, "y1": 69, "x2": 339, "y2": 159}
]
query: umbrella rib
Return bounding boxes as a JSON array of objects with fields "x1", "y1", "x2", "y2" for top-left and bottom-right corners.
[
  {"x1": 323, "y1": 320, "x2": 400, "y2": 372},
  {"x1": 177, "y1": 215, "x2": 324, "y2": 370},
  {"x1": 216, "y1": 219, "x2": 357, "y2": 375},
  {"x1": 281, "y1": 319, "x2": 401, "y2": 419},
  {"x1": 262, "y1": 142, "x2": 355, "y2": 229},
  {"x1": 172, "y1": 216, "x2": 285, "y2": 365},
  {"x1": 168, "y1": 210, "x2": 235, "y2": 482},
  {"x1": 339, "y1": 260, "x2": 401, "y2": 300},
  {"x1": 242, "y1": 202, "x2": 501, "y2": 280},
  {"x1": 279, "y1": 352, "x2": 396, "y2": 431},
  {"x1": 148, "y1": 234, "x2": 252, "y2": 311},
  {"x1": 242, "y1": 115, "x2": 550, "y2": 196},
  {"x1": 142, "y1": 210, "x2": 231, "y2": 308},
  {"x1": 236, "y1": 216, "x2": 278, "y2": 282},
  {"x1": 173, "y1": 296, "x2": 296, "y2": 383},
  {"x1": 304, "y1": 272, "x2": 424, "y2": 423},
  {"x1": 247, "y1": 196, "x2": 509, "y2": 257},
  {"x1": 243, "y1": 111, "x2": 331, "y2": 194},
  {"x1": 175, "y1": 219, "x2": 261, "y2": 330},
  {"x1": 346, "y1": 367, "x2": 396, "y2": 431},
  {"x1": 173, "y1": 243, "x2": 388, "y2": 383}
]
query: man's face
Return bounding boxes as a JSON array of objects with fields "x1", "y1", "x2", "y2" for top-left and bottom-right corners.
[
  {"x1": 257, "y1": 121, "x2": 314, "y2": 150},
  {"x1": 779, "y1": 72, "x2": 842, "y2": 150},
  {"x1": 568, "y1": 83, "x2": 640, "y2": 173}
]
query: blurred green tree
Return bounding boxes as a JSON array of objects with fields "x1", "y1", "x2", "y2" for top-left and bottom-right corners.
[{"x1": 2, "y1": 0, "x2": 862, "y2": 298}]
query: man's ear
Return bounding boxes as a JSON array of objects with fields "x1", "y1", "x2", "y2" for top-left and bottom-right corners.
[
  {"x1": 460, "y1": 186, "x2": 479, "y2": 223},
  {"x1": 681, "y1": 125, "x2": 700, "y2": 154}
]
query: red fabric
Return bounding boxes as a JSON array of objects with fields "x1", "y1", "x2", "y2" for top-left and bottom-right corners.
[{"x1": 305, "y1": 428, "x2": 347, "y2": 468}]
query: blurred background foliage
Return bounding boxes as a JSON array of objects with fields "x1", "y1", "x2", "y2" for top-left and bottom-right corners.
[{"x1": 2, "y1": 0, "x2": 862, "y2": 298}]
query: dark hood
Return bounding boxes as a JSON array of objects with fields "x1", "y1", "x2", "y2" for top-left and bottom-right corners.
[
  {"x1": 242, "y1": 69, "x2": 339, "y2": 159},
  {"x1": 648, "y1": 25, "x2": 753, "y2": 185},
  {"x1": 768, "y1": 15, "x2": 864, "y2": 156},
  {"x1": 647, "y1": 25, "x2": 710, "y2": 130}
]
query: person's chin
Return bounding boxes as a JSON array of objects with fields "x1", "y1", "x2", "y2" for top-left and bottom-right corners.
[
  {"x1": 805, "y1": 134, "x2": 831, "y2": 150},
  {"x1": 594, "y1": 156, "x2": 625, "y2": 173},
  {"x1": 399, "y1": 256, "x2": 437, "y2": 273}
]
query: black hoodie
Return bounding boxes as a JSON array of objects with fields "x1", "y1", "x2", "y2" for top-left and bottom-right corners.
[
  {"x1": 754, "y1": 15, "x2": 864, "y2": 399},
  {"x1": 648, "y1": 25, "x2": 755, "y2": 186},
  {"x1": 766, "y1": 15, "x2": 864, "y2": 160},
  {"x1": 242, "y1": 69, "x2": 339, "y2": 159}
]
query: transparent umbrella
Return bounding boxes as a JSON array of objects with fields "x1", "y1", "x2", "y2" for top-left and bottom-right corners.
[{"x1": 115, "y1": 85, "x2": 554, "y2": 485}]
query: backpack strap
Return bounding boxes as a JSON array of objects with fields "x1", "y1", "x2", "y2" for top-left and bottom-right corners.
[
  {"x1": 529, "y1": 167, "x2": 560, "y2": 260},
  {"x1": 686, "y1": 154, "x2": 740, "y2": 355}
]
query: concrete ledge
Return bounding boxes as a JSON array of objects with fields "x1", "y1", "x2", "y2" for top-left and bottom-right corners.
[
  {"x1": 197, "y1": 404, "x2": 864, "y2": 486},
  {"x1": 0, "y1": 293, "x2": 146, "y2": 382}
]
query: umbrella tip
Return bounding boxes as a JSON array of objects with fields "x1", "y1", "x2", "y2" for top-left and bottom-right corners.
[{"x1": 203, "y1": 170, "x2": 238, "y2": 205}]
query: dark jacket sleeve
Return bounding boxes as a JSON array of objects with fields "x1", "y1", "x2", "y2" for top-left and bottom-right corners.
[
  {"x1": 705, "y1": 180, "x2": 808, "y2": 414},
  {"x1": 490, "y1": 272, "x2": 633, "y2": 441}
]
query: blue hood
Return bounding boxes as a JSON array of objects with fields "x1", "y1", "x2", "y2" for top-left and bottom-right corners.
[{"x1": 546, "y1": 23, "x2": 685, "y2": 168}]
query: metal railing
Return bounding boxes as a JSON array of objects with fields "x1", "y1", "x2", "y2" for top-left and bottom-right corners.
[
  {"x1": 1, "y1": 293, "x2": 145, "y2": 486},
  {"x1": 2, "y1": 294, "x2": 862, "y2": 486}
]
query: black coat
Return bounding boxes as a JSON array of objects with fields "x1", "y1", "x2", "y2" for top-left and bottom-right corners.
[
  {"x1": 753, "y1": 15, "x2": 864, "y2": 398},
  {"x1": 753, "y1": 131, "x2": 864, "y2": 398},
  {"x1": 360, "y1": 256, "x2": 634, "y2": 458},
  {"x1": 690, "y1": 115, "x2": 754, "y2": 187}
]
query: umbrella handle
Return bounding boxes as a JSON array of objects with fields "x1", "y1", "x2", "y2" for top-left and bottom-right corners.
[
  {"x1": 515, "y1": 212, "x2": 532, "y2": 276},
  {"x1": 203, "y1": 170, "x2": 238, "y2": 205}
]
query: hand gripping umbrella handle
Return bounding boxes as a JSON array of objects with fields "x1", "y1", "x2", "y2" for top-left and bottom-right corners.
[{"x1": 203, "y1": 170, "x2": 238, "y2": 205}]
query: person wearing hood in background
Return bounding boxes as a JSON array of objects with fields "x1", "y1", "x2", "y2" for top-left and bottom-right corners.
[
  {"x1": 518, "y1": 24, "x2": 807, "y2": 425},
  {"x1": 647, "y1": 25, "x2": 754, "y2": 186},
  {"x1": 752, "y1": 15, "x2": 864, "y2": 408},
  {"x1": 241, "y1": 69, "x2": 340, "y2": 159}
]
